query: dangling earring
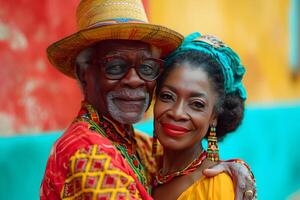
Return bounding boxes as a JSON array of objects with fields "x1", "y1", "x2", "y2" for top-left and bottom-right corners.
[
  {"x1": 152, "y1": 132, "x2": 158, "y2": 157},
  {"x1": 207, "y1": 126, "x2": 219, "y2": 161}
]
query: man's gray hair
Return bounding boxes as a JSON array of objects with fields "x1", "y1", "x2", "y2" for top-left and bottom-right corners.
[{"x1": 74, "y1": 47, "x2": 94, "y2": 93}]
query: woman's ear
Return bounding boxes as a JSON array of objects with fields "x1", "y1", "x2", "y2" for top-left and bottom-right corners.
[{"x1": 210, "y1": 112, "x2": 218, "y2": 127}]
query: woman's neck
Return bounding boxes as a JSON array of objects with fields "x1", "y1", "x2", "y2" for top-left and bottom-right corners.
[{"x1": 161, "y1": 143, "x2": 203, "y2": 175}]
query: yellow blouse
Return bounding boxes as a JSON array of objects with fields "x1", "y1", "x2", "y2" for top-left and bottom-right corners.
[{"x1": 177, "y1": 173, "x2": 234, "y2": 200}]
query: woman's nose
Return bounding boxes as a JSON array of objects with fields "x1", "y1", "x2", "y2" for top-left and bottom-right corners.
[{"x1": 168, "y1": 101, "x2": 190, "y2": 121}]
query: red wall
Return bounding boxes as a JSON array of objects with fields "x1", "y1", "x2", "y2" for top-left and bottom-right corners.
[
  {"x1": 0, "y1": 0, "x2": 149, "y2": 135},
  {"x1": 0, "y1": 0, "x2": 82, "y2": 135}
]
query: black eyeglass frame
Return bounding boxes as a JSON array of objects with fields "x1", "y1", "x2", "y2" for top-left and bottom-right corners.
[{"x1": 91, "y1": 54, "x2": 165, "y2": 81}]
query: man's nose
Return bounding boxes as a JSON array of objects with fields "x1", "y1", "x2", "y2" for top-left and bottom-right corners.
[{"x1": 120, "y1": 67, "x2": 145, "y2": 88}]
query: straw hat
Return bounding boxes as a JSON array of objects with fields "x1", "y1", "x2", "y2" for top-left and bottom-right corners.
[{"x1": 47, "y1": 0, "x2": 184, "y2": 78}]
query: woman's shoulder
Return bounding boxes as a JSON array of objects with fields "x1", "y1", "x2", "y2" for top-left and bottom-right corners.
[
  {"x1": 178, "y1": 173, "x2": 234, "y2": 200},
  {"x1": 202, "y1": 172, "x2": 233, "y2": 186}
]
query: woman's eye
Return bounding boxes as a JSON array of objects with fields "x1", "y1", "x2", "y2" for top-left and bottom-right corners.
[
  {"x1": 191, "y1": 101, "x2": 205, "y2": 110},
  {"x1": 158, "y1": 92, "x2": 174, "y2": 101}
]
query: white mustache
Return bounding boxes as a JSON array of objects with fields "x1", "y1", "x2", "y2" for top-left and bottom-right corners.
[
  {"x1": 106, "y1": 88, "x2": 150, "y2": 124},
  {"x1": 108, "y1": 88, "x2": 148, "y2": 99}
]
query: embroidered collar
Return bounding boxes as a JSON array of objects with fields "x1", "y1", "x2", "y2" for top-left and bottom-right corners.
[
  {"x1": 74, "y1": 101, "x2": 149, "y2": 191},
  {"x1": 76, "y1": 101, "x2": 137, "y2": 154}
]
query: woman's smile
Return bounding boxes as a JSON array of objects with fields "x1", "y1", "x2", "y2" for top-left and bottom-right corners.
[{"x1": 161, "y1": 122, "x2": 190, "y2": 136}]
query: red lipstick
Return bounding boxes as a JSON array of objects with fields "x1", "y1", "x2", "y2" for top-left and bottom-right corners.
[{"x1": 161, "y1": 123, "x2": 189, "y2": 136}]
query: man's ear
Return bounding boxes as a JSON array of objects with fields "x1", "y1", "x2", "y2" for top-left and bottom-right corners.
[
  {"x1": 75, "y1": 47, "x2": 93, "y2": 91},
  {"x1": 75, "y1": 63, "x2": 88, "y2": 98},
  {"x1": 76, "y1": 63, "x2": 86, "y2": 86}
]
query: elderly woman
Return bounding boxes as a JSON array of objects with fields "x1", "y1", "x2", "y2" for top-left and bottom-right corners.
[{"x1": 152, "y1": 33, "x2": 255, "y2": 200}]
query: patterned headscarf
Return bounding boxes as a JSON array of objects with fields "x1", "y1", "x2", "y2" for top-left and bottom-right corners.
[{"x1": 166, "y1": 32, "x2": 247, "y2": 100}]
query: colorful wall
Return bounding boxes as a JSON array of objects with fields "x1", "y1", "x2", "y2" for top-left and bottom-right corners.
[
  {"x1": 149, "y1": 0, "x2": 300, "y2": 103},
  {"x1": 0, "y1": 0, "x2": 81, "y2": 135},
  {"x1": 0, "y1": 0, "x2": 299, "y2": 135},
  {"x1": 0, "y1": 0, "x2": 153, "y2": 136},
  {"x1": 0, "y1": 0, "x2": 300, "y2": 200}
]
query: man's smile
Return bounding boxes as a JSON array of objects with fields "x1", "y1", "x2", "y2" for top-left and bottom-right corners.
[{"x1": 113, "y1": 98, "x2": 146, "y2": 112}]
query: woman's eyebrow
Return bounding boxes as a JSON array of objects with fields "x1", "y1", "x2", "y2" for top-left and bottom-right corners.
[
  {"x1": 162, "y1": 85, "x2": 208, "y2": 99},
  {"x1": 190, "y1": 91, "x2": 207, "y2": 99}
]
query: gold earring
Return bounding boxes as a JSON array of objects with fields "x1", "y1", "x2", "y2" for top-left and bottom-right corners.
[{"x1": 207, "y1": 126, "x2": 219, "y2": 161}]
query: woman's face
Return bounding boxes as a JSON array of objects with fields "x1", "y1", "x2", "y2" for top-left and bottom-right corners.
[{"x1": 154, "y1": 62, "x2": 217, "y2": 151}]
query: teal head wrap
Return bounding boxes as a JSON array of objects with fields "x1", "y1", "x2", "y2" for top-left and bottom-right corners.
[{"x1": 166, "y1": 32, "x2": 247, "y2": 100}]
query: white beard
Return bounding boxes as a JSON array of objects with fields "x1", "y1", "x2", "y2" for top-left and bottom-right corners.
[{"x1": 106, "y1": 88, "x2": 150, "y2": 124}]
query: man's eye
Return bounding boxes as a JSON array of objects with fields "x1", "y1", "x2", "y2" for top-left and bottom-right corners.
[
  {"x1": 139, "y1": 64, "x2": 155, "y2": 75},
  {"x1": 105, "y1": 65, "x2": 123, "y2": 74},
  {"x1": 140, "y1": 59, "x2": 160, "y2": 75},
  {"x1": 105, "y1": 59, "x2": 127, "y2": 75}
]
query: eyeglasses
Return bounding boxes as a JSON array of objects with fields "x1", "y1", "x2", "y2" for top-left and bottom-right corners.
[{"x1": 95, "y1": 55, "x2": 164, "y2": 81}]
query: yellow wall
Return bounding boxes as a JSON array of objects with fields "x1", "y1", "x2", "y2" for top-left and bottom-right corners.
[{"x1": 149, "y1": 0, "x2": 300, "y2": 103}]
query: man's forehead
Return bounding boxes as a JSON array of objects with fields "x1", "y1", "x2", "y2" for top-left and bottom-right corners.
[
  {"x1": 93, "y1": 40, "x2": 162, "y2": 58},
  {"x1": 76, "y1": 40, "x2": 162, "y2": 62}
]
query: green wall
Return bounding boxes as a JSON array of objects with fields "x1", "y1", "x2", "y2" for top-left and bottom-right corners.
[{"x1": 1, "y1": 103, "x2": 300, "y2": 200}]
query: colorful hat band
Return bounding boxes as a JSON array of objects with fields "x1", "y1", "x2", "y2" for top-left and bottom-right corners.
[
  {"x1": 166, "y1": 32, "x2": 247, "y2": 100},
  {"x1": 88, "y1": 18, "x2": 146, "y2": 28}
]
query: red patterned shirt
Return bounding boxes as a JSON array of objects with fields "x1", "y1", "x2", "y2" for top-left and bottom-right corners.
[{"x1": 40, "y1": 102, "x2": 154, "y2": 200}]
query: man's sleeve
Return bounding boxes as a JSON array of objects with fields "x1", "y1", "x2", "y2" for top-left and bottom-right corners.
[
  {"x1": 134, "y1": 131, "x2": 163, "y2": 176},
  {"x1": 61, "y1": 144, "x2": 142, "y2": 200}
]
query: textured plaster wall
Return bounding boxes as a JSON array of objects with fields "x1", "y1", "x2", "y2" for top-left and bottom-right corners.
[
  {"x1": 0, "y1": 0, "x2": 82, "y2": 135},
  {"x1": 0, "y1": 0, "x2": 149, "y2": 135}
]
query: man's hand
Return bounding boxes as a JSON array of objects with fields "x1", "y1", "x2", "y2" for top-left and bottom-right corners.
[{"x1": 203, "y1": 160, "x2": 256, "y2": 200}]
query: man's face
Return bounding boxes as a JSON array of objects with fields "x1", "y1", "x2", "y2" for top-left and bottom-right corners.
[{"x1": 79, "y1": 40, "x2": 161, "y2": 124}]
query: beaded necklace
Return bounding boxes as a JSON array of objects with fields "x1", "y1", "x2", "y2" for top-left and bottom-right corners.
[
  {"x1": 154, "y1": 150, "x2": 207, "y2": 186},
  {"x1": 74, "y1": 102, "x2": 149, "y2": 191}
]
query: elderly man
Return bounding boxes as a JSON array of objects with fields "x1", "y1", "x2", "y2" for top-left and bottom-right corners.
[{"x1": 41, "y1": 0, "x2": 255, "y2": 199}]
